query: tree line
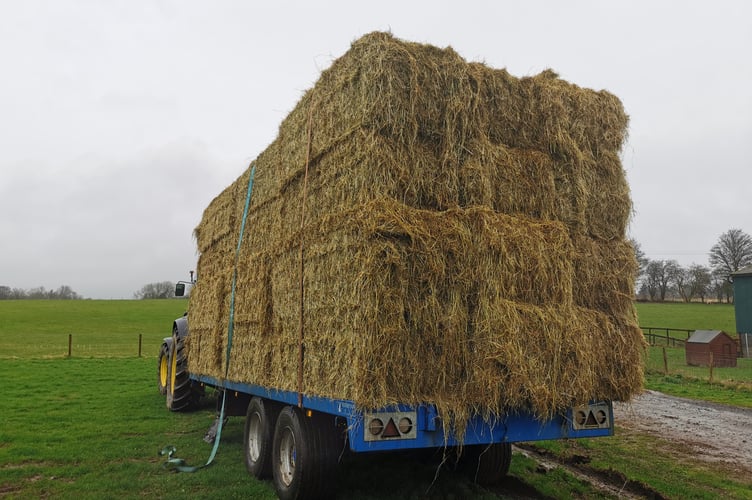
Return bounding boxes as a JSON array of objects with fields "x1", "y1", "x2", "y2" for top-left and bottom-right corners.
[
  {"x1": 0, "y1": 282, "x2": 183, "y2": 300},
  {"x1": 633, "y1": 228, "x2": 752, "y2": 303},
  {"x1": 133, "y1": 281, "x2": 178, "y2": 299},
  {"x1": 0, "y1": 285, "x2": 83, "y2": 300}
]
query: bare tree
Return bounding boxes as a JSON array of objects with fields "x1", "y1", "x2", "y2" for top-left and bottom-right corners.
[
  {"x1": 134, "y1": 281, "x2": 176, "y2": 299},
  {"x1": 645, "y1": 259, "x2": 681, "y2": 301},
  {"x1": 27, "y1": 286, "x2": 48, "y2": 299},
  {"x1": 674, "y1": 264, "x2": 712, "y2": 303},
  {"x1": 709, "y1": 229, "x2": 752, "y2": 303},
  {"x1": 54, "y1": 285, "x2": 81, "y2": 300},
  {"x1": 709, "y1": 229, "x2": 752, "y2": 278},
  {"x1": 688, "y1": 264, "x2": 712, "y2": 303},
  {"x1": 674, "y1": 266, "x2": 691, "y2": 303},
  {"x1": 630, "y1": 238, "x2": 648, "y2": 289},
  {"x1": 710, "y1": 274, "x2": 725, "y2": 303}
]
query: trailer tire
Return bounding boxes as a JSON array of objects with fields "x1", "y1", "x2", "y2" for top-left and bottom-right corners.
[
  {"x1": 244, "y1": 397, "x2": 281, "y2": 479},
  {"x1": 166, "y1": 327, "x2": 193, "y2": 412},
  {"x1": 272, "y1": 406, "x2": 339, "y2": 500},
  {"x1": 157, "y1": 342, "x2": 169, "y2": 396},
  {"x1": 463, "y1": 442, "x2": 512, "y2": 485}
]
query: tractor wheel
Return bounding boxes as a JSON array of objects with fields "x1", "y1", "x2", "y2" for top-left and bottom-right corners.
[
  {"x1": 271, "y1": 406, "x2": 340, "y2": 500},
  {"x1": 462, "y1": 442, "x2": 512, "y2": 486},
  {"x1": 244, "y1": 397, "x2": 281, "y2": 479},
  {"x1": 157, "y1": 342, "x2": 169, "y2": 395},
  {"x1": 166, "y1": 326, "x2": 193, "y2": 412}
]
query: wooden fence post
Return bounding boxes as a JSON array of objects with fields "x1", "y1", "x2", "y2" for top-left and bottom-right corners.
[
  {"x1": 138, "y1": 334, "x2": 142, "y2": 358},
  {"x1": 709, "y1": 351, "x2": 714, "y2": 382},
  {"x1": 68, "y1": 334, "x2": 72, "y2": 358},
  {"x1": 662, "y1": 347, "x2": 668, "y2": 374}
]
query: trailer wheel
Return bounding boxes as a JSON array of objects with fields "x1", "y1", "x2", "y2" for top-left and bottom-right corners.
[
  {"x1": 272, "y1": 406, "x2": 339, "y2": 500},
  {"x1": 463, "y1": 442, "x2": 512, "y2": 485},
  {"x1": 244, "y1": 397, "x2": 281, "y2": 478},
  {"x1": 157, "y1": 342, "x2": 169, "y2": 395},
  {"x1": 166, "y1": 327, "x2": 193, "y2": 412}
]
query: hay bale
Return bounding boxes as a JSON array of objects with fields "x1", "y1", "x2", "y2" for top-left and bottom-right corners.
[
  {"x1": 186, "y1": 31, "x2": 643, "y2": 437},
  {"x1": 571, "y1": 236, "x2": 638, "y2": 318}
]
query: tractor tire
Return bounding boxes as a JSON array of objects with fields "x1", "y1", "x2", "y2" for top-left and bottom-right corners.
[
  {"x1": 244, "y1": 397, "x2": 281, "y2": 479},
  {"x1": 157, "y1": 342, "x2": 169, "y2": 395},
  {"x1": 166, "y1": 326, "x2": 193, "y2": 412},
  {"x1": 271, "y1": 406, "x2": 340, "y2": 500},
  {"x1": 462, "y1": 442, "x2": 512, "y2": 486}
]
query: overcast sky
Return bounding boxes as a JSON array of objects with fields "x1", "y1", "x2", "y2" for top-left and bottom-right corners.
[{"x1": 1, "y1": 1, "x2": 750, "y2": 299}]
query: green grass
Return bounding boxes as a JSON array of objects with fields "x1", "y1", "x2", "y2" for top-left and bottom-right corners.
[
  {"x1": 509, "y1": 453, "x2": 611, "y2": 499},
  {"x1": 635, "y1": 301, "x2": 737, "y2": 334},
  {"x1": 532, "y1": 430, "x2": 752, "y2": 499},
  {"x1": 0, "y1": 299, "x2": 189, "y2": 358},
  {"x1": 0, "y1": 301, "x2": 552, "y2": 498},
  {"x1": 2, "y1": 299, "x2": 750, "y2": 498},
  {"x1": 645, "y1": 371, "x2": 752, "y2": 407},
  {"x1": 0, "y1": 357, "x2": 546, "y2": 499},
  {"x1": 0, "y1": 357, "x2": 275, "y2": 499},
  {"x1": 0, "y1": 353, "x2": 619, "y2": 499},
  {"x1": 644, "y1": 345, "x2": 752, "y2": 407},
  {"x1": 634, "y1": 301, "x2": 752, "y2": 406},
  {"x1": 645, "y1": 343, "x2": 752, "y2": 381}
]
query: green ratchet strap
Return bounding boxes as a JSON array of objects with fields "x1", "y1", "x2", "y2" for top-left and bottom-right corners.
[
  {"x1": 159, "y1": 445, "x2": 201, "y2": 473},
  {"x1": 160, "y1": 164, "x2": 256, "y2": 472}
]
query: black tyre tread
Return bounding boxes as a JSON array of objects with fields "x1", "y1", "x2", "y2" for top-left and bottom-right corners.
[
  {"x1": 306, "y1": 411, "x2": 341, "y2": 499},
  {"x1": 272, "y1": 406, "x2": 341, "y2": 500},
  {"x1": 166, "y1": 327, "x2": 192, "y2": 412},
  {"x1": 244, "y1": 397, "x2": 282, "y2": 479},
  {"x1": 157, "y1": 342, "x2": 169, "y2": 396},
  {"x1": 463, "y1": 442, "x2": 512, "y2": 485}
]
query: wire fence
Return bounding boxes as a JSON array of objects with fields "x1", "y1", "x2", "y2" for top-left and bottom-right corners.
[
  {"x1": 641, "y1": 327, "x2": 693, "y2": 348},
  {"x1": 642, "y1": 327, "x2": 752, "y2": 384},
  {"x1": 0, "y1": 332, "x2": 166, "y2": 359},
  {"x1": 63, "y1": 333, "x2": 146, "y2": 358}
]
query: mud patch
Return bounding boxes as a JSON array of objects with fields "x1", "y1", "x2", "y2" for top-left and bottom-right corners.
[
  {"x1": 515, "y1": 443, "x2": 666, "y2": 499},
  {"x1": 615, "y1": 390, "x2": 752, "y2": 474}
]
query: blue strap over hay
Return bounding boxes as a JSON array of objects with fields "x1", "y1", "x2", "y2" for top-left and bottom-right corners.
[{"x1": 161, "y1": 164, "x2": 256, "y2": 472}]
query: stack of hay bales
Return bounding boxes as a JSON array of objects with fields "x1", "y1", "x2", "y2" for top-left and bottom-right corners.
[{"x1": 186, "y1": 32, "x2": 643, "y2": 433}]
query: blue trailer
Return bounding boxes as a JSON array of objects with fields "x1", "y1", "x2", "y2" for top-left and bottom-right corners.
[{"x1": 158, "y1": 314, "x2": 613, "y2": 499}]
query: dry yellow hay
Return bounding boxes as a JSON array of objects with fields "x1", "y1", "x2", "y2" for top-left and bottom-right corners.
[{"x1": 185, "y1": 32, "x2": 644, "y2": 440}]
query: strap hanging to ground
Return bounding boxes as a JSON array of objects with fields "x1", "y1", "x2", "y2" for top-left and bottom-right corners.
[{"x1": 160, "y1": 164, "x2": 257, "y2": 472}]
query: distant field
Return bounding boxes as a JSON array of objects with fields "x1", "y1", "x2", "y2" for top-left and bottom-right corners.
[
  {"x1": 0, "y1": 299, "x2": 189, "y2": 358},
  {"x1": 0, "y1": 299, "x2": 741, "y2": 356},
  {"x1": 633, "y1": 301, "x2": 752, "y2": 404},
  {"x1": 634, "y1": 301, "x2": 736, "y2": 334}
]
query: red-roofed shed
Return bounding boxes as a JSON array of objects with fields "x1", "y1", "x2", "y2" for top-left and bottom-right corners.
[{"x1": 685, "y1": 330, "x2": 737, "y2": 367}]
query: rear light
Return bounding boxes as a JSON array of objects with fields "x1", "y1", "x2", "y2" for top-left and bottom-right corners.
[
  {"x1": 571, "y1": 402, "x2": 611, "y2": 430},
  {"x1": 368, "y1": 418, "x2": 384, "y2": 436},
  {"x1": 398, "y1": 417, "x2": 413, "y2": 434},
  {"x1": 364, "y1": 411, "x2": 418, "y2": 441}
]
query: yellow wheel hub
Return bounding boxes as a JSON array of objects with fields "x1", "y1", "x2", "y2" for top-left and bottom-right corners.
[
  {"x1": 160, "y1": 353, "x2": 169, "y2": 389},
  {"x1": 170, "y1": 344, "x2": 178, "y2": 394}
]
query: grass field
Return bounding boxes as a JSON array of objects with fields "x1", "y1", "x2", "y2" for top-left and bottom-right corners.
[
  {"x1": 634, "y1": 301, "x2": 737, "y2": 335},
  {"x1": 1, "y1": 299, "x2": 751, "y2": 498},
  {"x1": 0, "y1": 357, "x2": 277, "y2": 499},
  {"x1": 0, "y1": 299, "x2": 189, "y2": 358},
  {"x1": 0, "y1": 357, "x2": 581, "y2": 499}
]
